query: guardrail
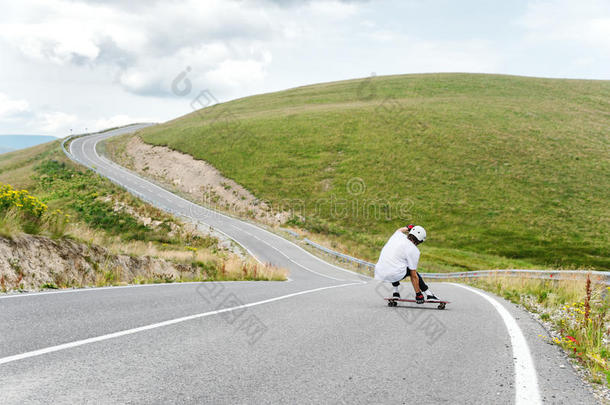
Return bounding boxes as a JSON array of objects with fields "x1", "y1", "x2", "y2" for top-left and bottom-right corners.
[
  {"x1": 60, "y1": 135, "x2": 74, "y2": 159},
  {"x1": 425, "y1": 269, "x2": 610, "y2": 285},
  {"x1": 287, "y1": 232, "x2": 610, "y2": 284},
  {"x1": 302, "y1": 238, "x2": 376, "y2": 270},
  {"x1": 279, "y1": 228, "x2": 301, "y2": 239}
]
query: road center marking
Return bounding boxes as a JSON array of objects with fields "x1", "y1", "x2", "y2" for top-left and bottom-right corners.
[
  {"x1": 449, "y1": 283, "x2": 541, "y2": 405},
  {"x1": 0, "y1": 282, "x2": 361, "y2": 365}
]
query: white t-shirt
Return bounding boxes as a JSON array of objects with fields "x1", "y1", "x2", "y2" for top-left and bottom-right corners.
[{"x1": 374, "y1": 230, "x2": 420, "y2": 282}]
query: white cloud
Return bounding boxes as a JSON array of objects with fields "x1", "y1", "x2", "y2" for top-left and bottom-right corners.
[
  {"x1": 0, "y1": 93, "x2": 30, "y2": 120},
  {"x1": 37, "y1": 111, "x2": 78, "y2": 133},
  {"x1": 114, "y1": 42, "x2": 272, "y2": 98},
  {"x1": 0, "y1": 93, "x2": 80, "y2": 136},
  {"x1": 0, "y1": 92, "x2": 153, "y2": 136},
  {"x1": 205, "y1": 55, "x2": 272, "y2": 90},
  {"x1": 518, "y1": 0, "x2": 610, "y2": 50},
  {"x1": 92, "y1": 114, "x2": 155, "y2": 131},
  {"x1": 407, "y1": 39, "x2": 502, "y2": 73},
  {"x1": 25, "y1": 112, "x2": 153, "y2": 137},
  {"x1": 0, "y1": 0, "x2": 277, "y2": 98},
  {"x1": 307, "y1": 0, "x2": 360, "y2": 18},
  {"x1": 0, "y1": 0, "x2": 135, "y2": 65}
]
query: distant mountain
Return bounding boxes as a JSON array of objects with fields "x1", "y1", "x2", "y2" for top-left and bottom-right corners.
[
  {"x1": 0, "y1": 146, "x2": 15, "y2": 154},
  {"x1": 0, "y1": 135, "x2": 58, "y2": 154}
]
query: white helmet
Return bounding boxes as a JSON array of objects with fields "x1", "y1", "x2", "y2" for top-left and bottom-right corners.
[{"x1": 409, "y1": 225, "x2": 427, "y2": 242}]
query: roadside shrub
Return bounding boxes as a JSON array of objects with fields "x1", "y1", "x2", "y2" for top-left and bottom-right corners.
[
  {"x1": 0, "y1": 183, "x2": 73, "y2": 237},
  {"x1": 0, "y1": 183, "x2": 47, "y2": 219},
  {"x1": 0, "y1": 183, "x2": 48, "y2": 234}
]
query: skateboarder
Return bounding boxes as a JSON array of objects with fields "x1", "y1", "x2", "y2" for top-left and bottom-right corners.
[{"x1": 374, "y1": 225, "x2": 439, "y2": 303}]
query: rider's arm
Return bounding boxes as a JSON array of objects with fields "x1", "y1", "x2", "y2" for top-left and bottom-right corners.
[
  {"x1": 409, "y1": 270, "x2": 421, "y2": 293},
  {"x1": 398, "y1": 224, "x2": 415, "y2": 234}
]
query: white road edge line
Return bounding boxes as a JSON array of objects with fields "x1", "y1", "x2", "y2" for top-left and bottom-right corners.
[
  {"x1": 0, "y1": 280, "x2": 280, "y2": 300},
  {"x1": 448, "y1": 283, "x2": 541, "y2": 405},
  {"x1": 0, "y1": 282, "x2": 361, "y2": 365}
]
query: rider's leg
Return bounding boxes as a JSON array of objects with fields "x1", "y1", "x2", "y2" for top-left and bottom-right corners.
[
  {"x1": 416, "y1": 271, "x2": 439, "y2": 299},
  {"x1": 391, "y1": 281, "x2": 400, "y2": 298},
  {"x1": 407, "y1": 270, "x2": 439, "y2": 299}
]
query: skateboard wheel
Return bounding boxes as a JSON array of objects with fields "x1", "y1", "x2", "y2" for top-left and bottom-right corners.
[
  {"x1": 392, "y1": 301, "x2": 398, "y2": 307},
  {"x1": 438, "y1": 303, "x2": 446, "y2": 310},
  {"x1": 387, "y1": 301, "x2": 393, "y2": 307}
]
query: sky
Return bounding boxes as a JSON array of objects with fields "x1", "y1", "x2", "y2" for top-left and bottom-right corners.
[{"x1": 0, "y1": 0, "x2": 609, "y2": 136}]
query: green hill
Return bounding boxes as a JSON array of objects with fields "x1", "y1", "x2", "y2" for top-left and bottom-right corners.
[{"x1": 130, "y1": 73, "x2": 610, "y2": 271}]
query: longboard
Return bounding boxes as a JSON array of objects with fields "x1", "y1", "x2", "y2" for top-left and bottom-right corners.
[{"x1": 384, "y1": 297, "x2": 449, "y2": 309}]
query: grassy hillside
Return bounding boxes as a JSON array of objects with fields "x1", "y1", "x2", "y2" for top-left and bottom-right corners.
[{"x1": 127, "y1": 73, "x2": 609, "y2": 271}]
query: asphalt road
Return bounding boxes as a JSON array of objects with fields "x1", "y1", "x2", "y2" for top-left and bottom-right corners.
[{"x1": 0, "y1": 125, "x2": 597, "y2": 404}]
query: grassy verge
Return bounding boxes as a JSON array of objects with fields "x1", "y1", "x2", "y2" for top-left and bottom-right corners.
[
  {"x1": 128, "y1": 73, "x2": 609, "y2": 271},
  {"x1": 90, "y1": 257, "x2": 286, "y2": 287},
  {"x1": 458, "y1": 275, "x2": 609, "y2": 387},
  {"x1": 0, "y1": 234, "x2": 286, "y2": 293}
]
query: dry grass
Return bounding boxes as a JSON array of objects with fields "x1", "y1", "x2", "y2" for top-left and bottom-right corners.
[
  {"x1": 216, "y1": 256, "x2": 288, "y2": 281},
  {"x1": 0, "y1": 209, "x2": 23, "y2": 238},
  {"x1": 65, "y1": 222, "x2": 287, "y2": 281}
]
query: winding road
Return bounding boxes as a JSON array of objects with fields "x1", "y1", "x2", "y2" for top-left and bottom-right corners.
[{"x1": 0, "y1": 125, "x2": 597, "y2": 404}]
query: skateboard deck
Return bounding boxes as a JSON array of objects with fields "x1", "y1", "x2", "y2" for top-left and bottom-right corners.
[{"x1": 384, "y1": 297, "x2": 449, "y2": 309}]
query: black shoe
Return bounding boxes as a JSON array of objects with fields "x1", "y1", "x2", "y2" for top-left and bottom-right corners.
[
  {"x1": 392, "y1": 292, "x2": 400, "y2": 299},
  {"x1": 426, "y1": 294, "x2": 439, "y2": 300}
]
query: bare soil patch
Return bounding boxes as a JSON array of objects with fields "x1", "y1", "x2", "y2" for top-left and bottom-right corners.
[{"x1": 121, "y1": 136, "x2": 291, "y2": 225}]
